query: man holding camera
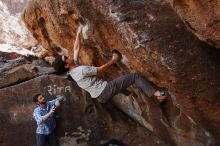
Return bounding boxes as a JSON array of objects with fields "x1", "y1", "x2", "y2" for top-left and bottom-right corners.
[{"x1": 33, "y1": 94, "x2": 65, "y2": 146}]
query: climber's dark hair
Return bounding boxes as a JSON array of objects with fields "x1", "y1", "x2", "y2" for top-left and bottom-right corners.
[
  {"x1": 52, "y1": 55, "x2": 68, "y2": 74},
  {"x1": 33, "y1": 94, "x2": 41, "y2": 103}
]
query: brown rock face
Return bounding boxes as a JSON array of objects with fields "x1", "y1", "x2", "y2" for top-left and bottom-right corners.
[
  {"x1": 0, "y1": 56, "x2": 55, "y2": 88},
  {"x1": 20, "y1": 0, "x2": 220, "y2": 145},
  {"x1": 167, "y1": 0, "x2": 220, "y2": 48},
  {"x1": 0, "y1": 51, "x2": 21, "y2": 60}
]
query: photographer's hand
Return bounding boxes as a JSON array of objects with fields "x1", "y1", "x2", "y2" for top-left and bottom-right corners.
[{"x1": 42, "y1": 106, "x2": 56, "y2": 121}]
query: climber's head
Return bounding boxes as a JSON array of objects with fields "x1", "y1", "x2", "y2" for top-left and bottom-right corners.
[
  {"x1": 52, "y1": 55, "x2": 78, "y2": 73},
  {"x1": 52, "y1": 55, "x2": 69, "y2": 73}
]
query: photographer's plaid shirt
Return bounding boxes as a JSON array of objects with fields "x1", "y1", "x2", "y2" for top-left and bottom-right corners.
[{"x1": 33, "y1": 99, "x2": 58, "y2": 135}]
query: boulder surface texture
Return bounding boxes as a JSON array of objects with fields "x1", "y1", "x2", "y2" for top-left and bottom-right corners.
[
  {"x1": 167, "y1": 0, "x2": 220, "y2": 48},
  {"x1": 2, "y1": 0, "x2": 220, "y2": 146}
]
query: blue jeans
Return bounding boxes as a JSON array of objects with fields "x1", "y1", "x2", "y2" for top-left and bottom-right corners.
[
  {"x1": 97, "y1": 73, "x2": 156, "y2": 103},
  {"x1": 36, "y1": 131, "x2": 58, "y2": 146}
]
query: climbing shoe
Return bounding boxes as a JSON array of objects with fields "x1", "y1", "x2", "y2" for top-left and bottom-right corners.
[
  {"x1": 161, "y1": 91, "x2": 171, "y2": 97},
  {"x1": 158, "y1": 91, "x2": 171, "y2": 105}
]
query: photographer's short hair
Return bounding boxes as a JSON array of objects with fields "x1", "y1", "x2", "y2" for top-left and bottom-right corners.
[{"x1": 33, "y1": 94, "x2": 41, "y2": 103}]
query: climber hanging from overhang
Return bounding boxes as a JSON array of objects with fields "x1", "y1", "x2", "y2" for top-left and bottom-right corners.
[{"x1": 52, "y1": 23, "x2": 171, "y2": 104}]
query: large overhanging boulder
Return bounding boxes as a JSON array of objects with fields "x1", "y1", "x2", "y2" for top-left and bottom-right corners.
[
  {"x1": 22, "y1": 0, "x2": 220, "y2": 145},
  {"x1": 167, "y1": 0, "x2": 220, "y2": 48}
]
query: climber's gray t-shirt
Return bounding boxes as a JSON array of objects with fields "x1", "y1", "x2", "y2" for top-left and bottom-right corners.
[{"x1": 68, "y1": 66, "x2": 107, "y2": 98}]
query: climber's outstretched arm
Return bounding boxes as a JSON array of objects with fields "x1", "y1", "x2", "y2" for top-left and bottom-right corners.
[
  {"x1": 96, "y1": 54, "x2": 120, "y2": 74},
  {"x1": 69, "y1": 25, "x2": 82, "y2": 63}
]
